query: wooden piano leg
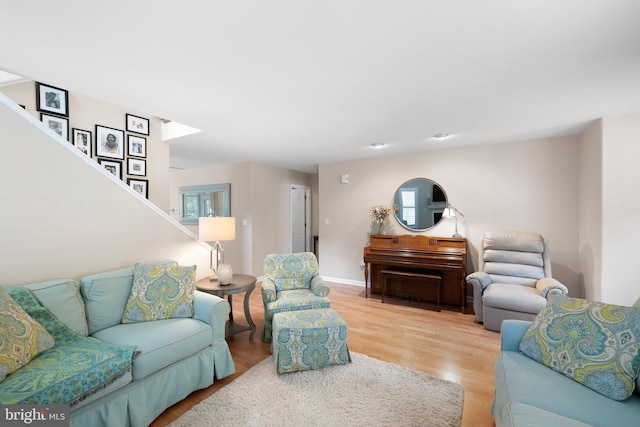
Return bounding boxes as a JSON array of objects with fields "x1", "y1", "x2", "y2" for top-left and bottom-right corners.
[
  {"x1": 381, "y1": 275, "x2": 386, "y2": 303},
  {"x1": 364, "y1": 263, "x2": 369, "y2": 298}
]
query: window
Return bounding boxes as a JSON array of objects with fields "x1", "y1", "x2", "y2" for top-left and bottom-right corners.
[
  {"x1": 179, "y1": 183, "x2": 230, "y2": 224},
  {"x1": 400, "y1": 188, "x2": 417, "y2": 226}
]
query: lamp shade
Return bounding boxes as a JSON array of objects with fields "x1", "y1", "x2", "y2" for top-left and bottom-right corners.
[
  {"x1": 442, "y1": 207, "x2": 456, "y2": 218},
  {"x1": 199, "y1": 217, "x2": 236, "y2": 242}
]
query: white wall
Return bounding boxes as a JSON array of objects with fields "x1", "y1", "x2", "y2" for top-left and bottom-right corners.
[
  {"x1": 311, "y1": 173, "x2": 319, "y2": 237},
  {"x1": 601, "y1": 113, "x2": 640, "y2": 305},
  {"x1": 0, "y1": 81, "x2": 170, "y2": 211},
  {"x1": 0, "y1": 93, "x2": 211, "y2": 285},
  {"x1": 170, "y1": 162, "x2": 311, "y2": 277},
  {"x1": 578, "y1": 120, "x2": 603, "y2": 301},
  {"x1": 5, "y1": 77, "x2": 636, "y2": 305},
  {"x1": 249, "y1": 163, "x2": 312, "y2": 269},
  {"x1": 319, "y1": 136, "x2": 581, "y2": 296}
]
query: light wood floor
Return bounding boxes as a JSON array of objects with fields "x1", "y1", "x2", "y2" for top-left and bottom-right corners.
[{"x1": 151, "y1": 282, "x2": 501, "y2": 427}]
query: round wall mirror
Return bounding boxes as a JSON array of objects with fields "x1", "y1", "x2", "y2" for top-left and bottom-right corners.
[{"x1": 393, "y1": 178, "x2": 447, "y2": 231}]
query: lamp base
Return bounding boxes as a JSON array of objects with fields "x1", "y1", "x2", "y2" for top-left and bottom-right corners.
[{"x1": 452, "y1": 232, "x2": 462, "y2": 238}]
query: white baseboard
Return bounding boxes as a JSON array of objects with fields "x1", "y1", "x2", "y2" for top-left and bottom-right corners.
[
  {"x1": 255, "y1": 275, "x2": 364, "y2": 288},
  {"x1": 322, "y1": 277, "x2": 365, "y2": 287}
]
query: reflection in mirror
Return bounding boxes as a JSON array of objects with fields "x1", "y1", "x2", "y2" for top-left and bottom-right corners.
[
  {"x1": 393, "y1": 178, "x2": 447, "y2": 231},
  {"x1": 179, "y1": 183, "x2": 230, "y2": 225}
]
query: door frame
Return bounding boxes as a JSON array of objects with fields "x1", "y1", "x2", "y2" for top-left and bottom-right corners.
[{"x1": 290, "y1": 185, "x2": 311, "y2": 252}]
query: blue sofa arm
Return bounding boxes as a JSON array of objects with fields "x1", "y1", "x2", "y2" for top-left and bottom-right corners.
[
  {"x1": 500, "y1": 319, "x2": 533, "y2": 351},
  {"x1": 193, "y1": 290, "x2": 229, "y2": 341},
  {"x1": 192, "y1": 290, "x2": 235, "y2": 379}
]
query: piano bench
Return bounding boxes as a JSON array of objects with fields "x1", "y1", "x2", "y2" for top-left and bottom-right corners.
[{"x1": 380, "y1": 269, "x2": 442, "y2": 311}]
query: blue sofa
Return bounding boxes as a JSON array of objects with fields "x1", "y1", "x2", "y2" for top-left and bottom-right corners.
[
  {"x1": 1, "y1": 262, "x2": 235, "y2": 427},
  {"x1": 493, "y1": 319, "x2": 640, "y2": 426}
]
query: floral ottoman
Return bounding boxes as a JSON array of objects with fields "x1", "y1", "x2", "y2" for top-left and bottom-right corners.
[{"x1": 272, "y1": 308, "x2": 352, "y2": 374}]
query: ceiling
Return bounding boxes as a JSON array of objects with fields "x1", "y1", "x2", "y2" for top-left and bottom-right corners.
[{"x1": 2, "y1": 1, "x2": 640, "y2": 173}]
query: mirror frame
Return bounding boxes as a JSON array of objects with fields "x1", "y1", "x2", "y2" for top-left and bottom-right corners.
[
  {"x1": 393, "y1": 178, "x2": 448, "y2": 232},
  {"x1": 179, "y1": 183, "x2": 231, "y2": 225}
]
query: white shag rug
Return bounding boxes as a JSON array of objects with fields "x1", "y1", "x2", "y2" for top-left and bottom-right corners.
[{"x1": 170, "y1": 352, "x2": 464, "y2": 427}]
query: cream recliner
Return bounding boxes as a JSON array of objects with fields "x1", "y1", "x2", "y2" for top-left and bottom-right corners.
[{"x1": 466, "y1": 231, "x2": 568, "y2": 332}]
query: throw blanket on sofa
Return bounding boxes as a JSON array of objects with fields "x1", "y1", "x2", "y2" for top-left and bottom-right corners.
[{"x1": 0, "y1": 287, "x2": 136, "y2": 406}]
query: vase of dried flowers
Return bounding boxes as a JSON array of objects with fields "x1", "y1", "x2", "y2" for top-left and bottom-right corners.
[{"x1": 369, "y1": 205, "x2": 391, "y2": 234}]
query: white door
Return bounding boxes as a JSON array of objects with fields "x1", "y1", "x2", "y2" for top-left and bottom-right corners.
[{"x1": 291, "y1": 185, "x2": 310, "y2": 252}]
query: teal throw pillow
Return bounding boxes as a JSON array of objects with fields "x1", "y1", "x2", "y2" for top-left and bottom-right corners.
[
  {"x1": 122, "y1": 263, "x2": 196, "y2": 323},
  {"x1": 0, "y1": 287, "x2": 55, "y2": 382},
  {"x1": 520, "y1": 294, "x2": 640, "y2": 400}
]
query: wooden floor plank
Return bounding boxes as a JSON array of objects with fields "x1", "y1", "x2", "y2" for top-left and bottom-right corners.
[{"x1": 151, "y1": 282, "x2": 500, "y2": 427}]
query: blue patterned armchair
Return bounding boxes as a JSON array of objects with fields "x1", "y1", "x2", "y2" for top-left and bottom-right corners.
[{"x1": 261, "y1": 252, "x2": 330, "y2": 342}]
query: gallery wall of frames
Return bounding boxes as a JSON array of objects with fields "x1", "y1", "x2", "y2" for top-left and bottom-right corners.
[{"x1": 33, "y1": 82, "x2": 151, "y2": 199}]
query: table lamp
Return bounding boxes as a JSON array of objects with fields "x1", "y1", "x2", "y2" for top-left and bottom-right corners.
[
  {"x1": 442, "y1": 204, "x2": 465, "y2": 238},
  {"x1": 199, "y1": 216, "x2": 236, "y2": 282}
]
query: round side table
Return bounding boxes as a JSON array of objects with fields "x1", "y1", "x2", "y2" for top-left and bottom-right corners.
[{"x1": 196, "y1": 274, "x2": 257, "y2": 340}]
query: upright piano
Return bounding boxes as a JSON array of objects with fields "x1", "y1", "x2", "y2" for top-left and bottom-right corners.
[{"x1": 363, "y1": 234, "x2": 467, "y2": 312}]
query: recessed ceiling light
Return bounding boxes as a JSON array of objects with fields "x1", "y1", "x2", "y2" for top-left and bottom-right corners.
[
  {"x1": 370, "y1": 143, "x2": 386, "y2": 149},
  {"x1": 432, "y1": 133, "x2": 451, "y2": 140}
]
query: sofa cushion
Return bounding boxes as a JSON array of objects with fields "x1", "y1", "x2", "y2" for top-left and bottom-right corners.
[
  {"x1": 0, "y1": 287, "x2": 135, "y2": 406},
  {"x1": 520, "y1": 295, "x2": 640, "y2": 400},
  {"x1": 500, "y1": 402, "x2": 595, "y2": 427},
  {"x1": 80, "y1": 260, "x2": 176, "y2": 334},
  {"x1": 494, "y1": 351, "x2": 640, "y2": 426},
  {"x1": 92, "y1": 318, "x2": 212, "y2": 380},
  {"x1": 483, "y1": 283, "x2": 546, "y2": 315},
  {"x1": 122, "y1": 263, "x2": 196, "y2": 323},
  {"x1": 266, "y1": 289, "x2": 331, "y2": 313},
  {"x1": 23, "y1": 279, "x2": 88, "y2": 336},
  {"x1": 0, "y1": 287, "x2": 55, "y2": 382}
]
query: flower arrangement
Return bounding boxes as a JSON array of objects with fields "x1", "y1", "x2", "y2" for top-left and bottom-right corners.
[{"x1": 369, "y1": 205, "x2": 391, "y2": 233}]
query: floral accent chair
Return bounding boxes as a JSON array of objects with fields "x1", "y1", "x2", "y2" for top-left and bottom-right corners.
[{"x1": 261, "y1": 252, "x2": 330, "y2": 342}]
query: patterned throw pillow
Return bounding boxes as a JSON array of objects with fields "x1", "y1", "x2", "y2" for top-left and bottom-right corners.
[
  {"x1": 520, "y1": 294, "x2": 640, "y2": 400},
  {"x1": 0, "y1": 287, "x2": 55, "y2": 382},
  {"x1": 121, "y1": 263, "x2": 196, "y2": 323}
]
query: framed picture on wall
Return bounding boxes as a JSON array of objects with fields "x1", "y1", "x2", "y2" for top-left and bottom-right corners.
[
  {"x1": 95, "y1": 125, "x2": 125, "y2": 159},
  {"x1": 127, "y1": 158, "x2": 146, "y2": 176},
  {"x1": 126, "y1": 114, "x2": 149, "y2": 135},
  {"x1": 128, "y1": 178, "x2": 148, "y2": 198},
  {"x1": 127, "y1": 134, "x2": 146, "y2": 158},
  {"x1": 36, "y1": 82, "x2": 69, "y2": 117},
  {"x1": 41, "y1": 113, "x2": 69, "y2": 141},
  {"x1": 72, "y1": 128, "x2": 92, "y2": 157},
  {"x1": 98, "y1": 159, "x2": 122, "y2": 179}
]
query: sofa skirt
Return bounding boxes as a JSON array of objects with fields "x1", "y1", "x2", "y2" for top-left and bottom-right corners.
[{"x1": 70, "y1": 348, "x2": 214, "y2": 427}]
